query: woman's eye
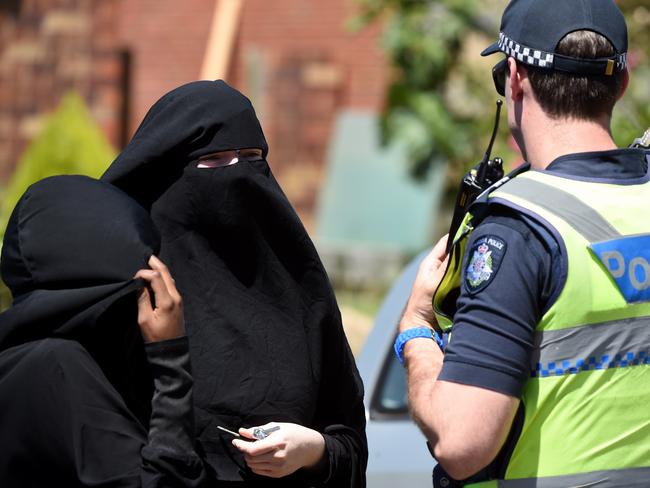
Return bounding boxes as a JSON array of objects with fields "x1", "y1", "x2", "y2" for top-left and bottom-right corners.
[
  {"x1": 196, "y1": 157, "x2": 238, "y2": 168},
  {"x1": 196, "y1": 151, "x2": 263, "y2": 168}
]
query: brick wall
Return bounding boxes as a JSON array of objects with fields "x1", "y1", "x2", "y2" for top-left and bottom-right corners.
[
  {"x1": 0, "y1": 0, "x2": 389, "y2": 228},
  {"x1": 114, "y1": 0, "x2": 388, "y2": 228},
  {"x1": 229, "y1": 0, "x2": 388, "y2": 228},
  {"x1": 117, "y1": 0, "x2": 216, "y2": 135},
  {"x1": 0, "y1": 0, "x2": 124, "y2": 181}
]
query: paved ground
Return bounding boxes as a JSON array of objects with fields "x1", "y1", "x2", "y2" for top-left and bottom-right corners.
[{"x1": 340, "y1": 305, "x2": 374, "y2": 357}]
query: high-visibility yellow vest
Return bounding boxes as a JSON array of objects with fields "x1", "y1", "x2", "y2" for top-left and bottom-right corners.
[{"x1": 433, "y1": 163, "x2": 650, "y2": 487}]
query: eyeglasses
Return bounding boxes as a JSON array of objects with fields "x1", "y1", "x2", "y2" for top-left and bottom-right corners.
[
  {"x1": 197, "y1": 148, "x2": 264, "y2": 168},
  {"x1": 492, "y1": 58, "x2": 508, "y2": 97}
]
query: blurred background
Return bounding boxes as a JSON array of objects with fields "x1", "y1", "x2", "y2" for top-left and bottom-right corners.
[{"x1": 0, "y1": 0, "x2": 648, "y2": 354}]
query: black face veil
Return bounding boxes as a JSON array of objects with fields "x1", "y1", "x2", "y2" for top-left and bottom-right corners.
[{"x1": 102, "y1": 80, "x2": 367, "y2": 485}]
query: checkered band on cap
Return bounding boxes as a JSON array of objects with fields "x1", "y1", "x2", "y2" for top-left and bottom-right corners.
[
  {"x1": 497, "y1": 32, "x2": 627, "y2": 71},
  {"x1": 497, "y1": 32, "x2": 554, "y2": 67}
]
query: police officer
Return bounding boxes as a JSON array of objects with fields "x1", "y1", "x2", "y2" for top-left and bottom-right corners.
[{"x1": 394, "y1": 0, "x2": 650, "y2": 485}]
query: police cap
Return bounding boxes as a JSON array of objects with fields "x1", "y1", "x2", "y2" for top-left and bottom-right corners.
[{"x1": 481, "y1": 0, "x2": 628, "y2": 76}]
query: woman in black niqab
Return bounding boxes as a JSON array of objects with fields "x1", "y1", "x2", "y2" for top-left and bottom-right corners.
[
  {"x1": 0, "y1": 175, "x2": 207, "y2": 486},
  {"x1": 102, "y1": 80, "x2": 367, "y2": 487}
]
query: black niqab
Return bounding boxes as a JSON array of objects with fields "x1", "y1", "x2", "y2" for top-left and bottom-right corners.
[{"x1": 102, "y1": 80, "x2": 367, "y2": 486}]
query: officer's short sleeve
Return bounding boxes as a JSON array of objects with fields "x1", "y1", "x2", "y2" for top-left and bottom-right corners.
[{"x1": 438, "y1": 210, "x2": 561, "y2": 398}]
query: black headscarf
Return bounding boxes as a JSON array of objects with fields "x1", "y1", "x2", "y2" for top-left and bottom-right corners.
[
  {"x1": 102, "y1": 80, "x2": 367, "y2": 486},
  {"x1": 0, "y1": 175, "x2": 160, "y2": 423},
  {"x1": 0, "y1": 176, "x2": 168, "y2": 485}
]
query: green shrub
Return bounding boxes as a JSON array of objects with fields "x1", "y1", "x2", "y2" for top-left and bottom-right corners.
[{"x1": 0, "y1": 91, "x2": 116, "y2": 308}]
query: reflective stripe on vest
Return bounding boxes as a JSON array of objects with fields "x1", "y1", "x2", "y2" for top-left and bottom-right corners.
[
  {"x1": 495, "y1": 177, "x2": 620, "y2": 242},
  {"x1": 532, "y1": 315, "x2": 650, "y2": 377},
  {"x1": 495, "y1": 465, "x2": 650, "y2": 487}
]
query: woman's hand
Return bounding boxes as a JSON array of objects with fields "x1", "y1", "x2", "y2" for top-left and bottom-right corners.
[
  {"x1": 232, "y1": 422, "x2": 326, "y2": 478},
  {"x1": 400, "y1": 235, "x2": 449, "y2": 332},
  {"x1": 134, "y1": 255, "x2": 185, "y2": 343}
]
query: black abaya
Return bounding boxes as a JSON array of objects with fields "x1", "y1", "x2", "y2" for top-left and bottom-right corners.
[
  {"x1": 102, "y1": 80, "x2": 367, "y2": 487},
  {"x1": 0, "y1": 176, "x2": 206, "y2": 486}
]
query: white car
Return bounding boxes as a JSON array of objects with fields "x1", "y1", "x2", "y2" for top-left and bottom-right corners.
[{"x1": 356, "y1": 250, "x2": 436, "y2": 487}]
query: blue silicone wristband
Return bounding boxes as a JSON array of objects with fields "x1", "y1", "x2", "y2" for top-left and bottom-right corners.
[{"x1": 394, "y1": 327, "x2": 444, "y2": 365}]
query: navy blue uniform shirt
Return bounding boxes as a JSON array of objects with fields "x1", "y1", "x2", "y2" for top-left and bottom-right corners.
[{"x1": 438, "y1": 148, "x2": 649, "y2": 397}]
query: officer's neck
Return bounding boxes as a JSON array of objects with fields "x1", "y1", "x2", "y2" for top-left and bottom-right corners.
[{"x1": 521, "y1": 106, "x2": 618, "y2": 171}]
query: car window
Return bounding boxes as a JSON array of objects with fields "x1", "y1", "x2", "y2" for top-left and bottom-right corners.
[{"x1": 370, "y1": 339, "x2": 409, "y2": 418}]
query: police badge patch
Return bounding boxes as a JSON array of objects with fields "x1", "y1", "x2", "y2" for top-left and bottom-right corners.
[{"x1": 464, "y1": 235, "x2": 507, "y2": 294}]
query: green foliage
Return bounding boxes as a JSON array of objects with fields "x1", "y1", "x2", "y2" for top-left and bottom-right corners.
[
  {"x1": 0, "y1": 92, "x2": 116, "y2": 309},
  {"x1": 353, "y1": 0, "x2": 516, "y2": 179},
  {"x1": 613, "y1": 1, "x2": 650, "y2": 147},
  {"x1": 353, "y1": 0, "x2": 650, "y2": 178},
  {"x1": 0, "y1": 92, "x2": 116, "y2": 237}
]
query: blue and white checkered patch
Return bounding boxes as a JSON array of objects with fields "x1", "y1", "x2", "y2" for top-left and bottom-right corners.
[
  {"x1": 533, "y1": 351, "x2": 650, "y2": 378},
  {"x1": 497, "y1": 32, "x2": 627, "y2": 71},
  {"x1": 498, "y1": 32, "x2": 554, "y2": 68}
]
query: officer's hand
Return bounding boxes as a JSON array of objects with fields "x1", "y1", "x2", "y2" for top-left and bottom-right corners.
[
  {"x1": 134, "y1": 255, "x2": 185, "y2": 343},
  {"x1": 401, "y1": 235, "x2": 449, "y2": 332}
]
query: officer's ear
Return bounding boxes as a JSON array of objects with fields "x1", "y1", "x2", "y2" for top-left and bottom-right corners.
[{"x1": 506, "y1": 57, "x2": 525, "y2": 102}]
